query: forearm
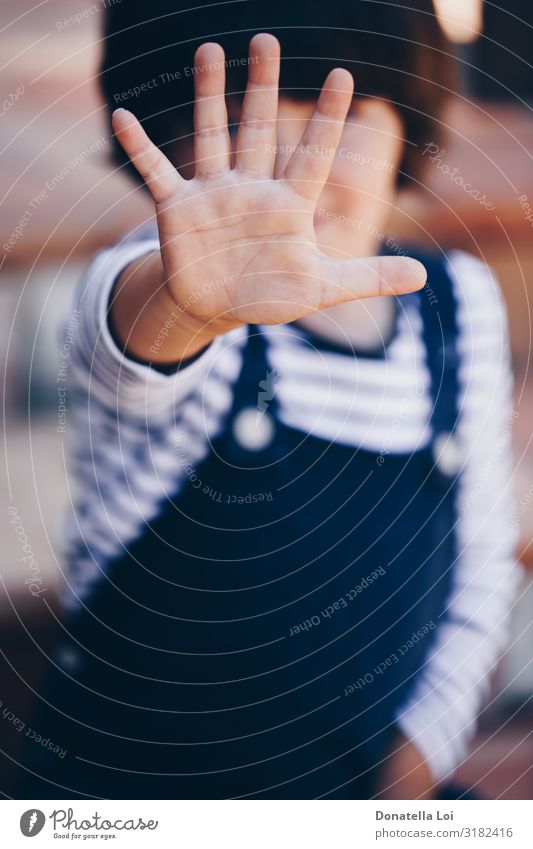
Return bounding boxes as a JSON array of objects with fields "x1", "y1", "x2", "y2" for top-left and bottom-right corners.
[{"x1": 110, "y1": 250, "x2": 220, "y2": 366}]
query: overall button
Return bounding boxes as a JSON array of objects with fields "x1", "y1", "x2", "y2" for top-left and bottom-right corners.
[
  {"x1": 56, "y1": 646, "x2": 81, "y2": 672},
  {"x1": 432, "y1": 432, "x2": 463, "y2": 477},
  {"x1": 232, "y1": 406, "x2": 275, "y2": 451}
]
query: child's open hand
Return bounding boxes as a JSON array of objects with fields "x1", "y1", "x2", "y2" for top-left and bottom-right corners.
[{"x1": 112, "y1": 34, "x2": 426, "y2": 357}]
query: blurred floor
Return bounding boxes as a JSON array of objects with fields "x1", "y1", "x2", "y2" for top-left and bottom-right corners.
[{"x1": 455, "y1": 718, "x2": 533, "y2": 800}]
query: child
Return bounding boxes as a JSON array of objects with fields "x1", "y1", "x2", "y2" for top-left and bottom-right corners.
[{"x1": 20, "y1": 0, "x2": 519, "y2": 799}]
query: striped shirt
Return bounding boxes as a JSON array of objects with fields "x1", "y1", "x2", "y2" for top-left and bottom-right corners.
[{"x1": 61, "y1": 232, "x2": 521, "y2": 782}]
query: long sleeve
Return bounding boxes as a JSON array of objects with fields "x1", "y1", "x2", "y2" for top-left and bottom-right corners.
[
  {"x1": 60, "y1": 234, "x2": 243, "y2": 608},
  {"x1": 395, "y1": 251, "x2": 523, "y2": 781},
  {"x1": 71, "y1": 233, "x2": 226, "y2": 418}
]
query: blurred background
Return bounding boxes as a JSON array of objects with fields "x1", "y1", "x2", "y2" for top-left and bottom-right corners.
[{"x1": 0, "y1": 0, "x2": 532, "y2": 798}]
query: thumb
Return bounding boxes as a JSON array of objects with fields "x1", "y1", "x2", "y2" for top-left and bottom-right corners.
[{"x1": 319, "y1": 255, "x2": 427, "y2": 305}]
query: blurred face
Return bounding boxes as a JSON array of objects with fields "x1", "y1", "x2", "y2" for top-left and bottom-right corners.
[
  {"x1": 275, "y1": 96, "x2": 405, "y2": 251},
  {"x1": 224, "y1": 95, "x2": 405, "y2": 256},
  {"x1": 271, "y1": 96, "x2": 407, "y2": 346}
]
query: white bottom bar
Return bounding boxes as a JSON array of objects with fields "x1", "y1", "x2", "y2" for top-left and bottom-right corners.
[{"x1": 2, "y1": 799, "x2": 532, "y2": 847}]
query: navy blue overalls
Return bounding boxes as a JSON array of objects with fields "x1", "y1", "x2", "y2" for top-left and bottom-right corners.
[{"x1": 20, "y1": 252, "x2": 461, "y2": 799}]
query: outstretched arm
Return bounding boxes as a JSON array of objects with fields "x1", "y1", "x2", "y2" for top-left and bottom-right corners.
[{"x1": 110, "y1": 33, "x2": 426, "y2": 367}]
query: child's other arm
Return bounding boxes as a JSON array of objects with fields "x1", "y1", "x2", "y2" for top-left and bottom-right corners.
[{"x1": 377, "y1": 733, "x2": 435, "y2": 800}]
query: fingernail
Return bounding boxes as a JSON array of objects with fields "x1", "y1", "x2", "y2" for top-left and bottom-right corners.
[{"x1": 407, "y1": 258, "x2": 427, "y2": 285}]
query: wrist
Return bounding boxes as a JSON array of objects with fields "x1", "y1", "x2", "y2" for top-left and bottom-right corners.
[{"x1": 111, "y1": 251, "x2": 221, "y2": 366}]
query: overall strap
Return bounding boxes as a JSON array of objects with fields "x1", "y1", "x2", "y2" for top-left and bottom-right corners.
[
  {"x1": 224, "y1": 325, "x2": 281, "y2": 460},
  {"x1": 229, "y1": 324, "x2": 279, "y2": 413},
  {"x1": 415, "y1": 250, "x2": 463, "y2": 480}
]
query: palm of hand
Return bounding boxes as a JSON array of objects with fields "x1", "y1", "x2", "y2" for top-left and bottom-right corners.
[{"x1": 157, "y1": 174, "x2": 323, "y2": 326}]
